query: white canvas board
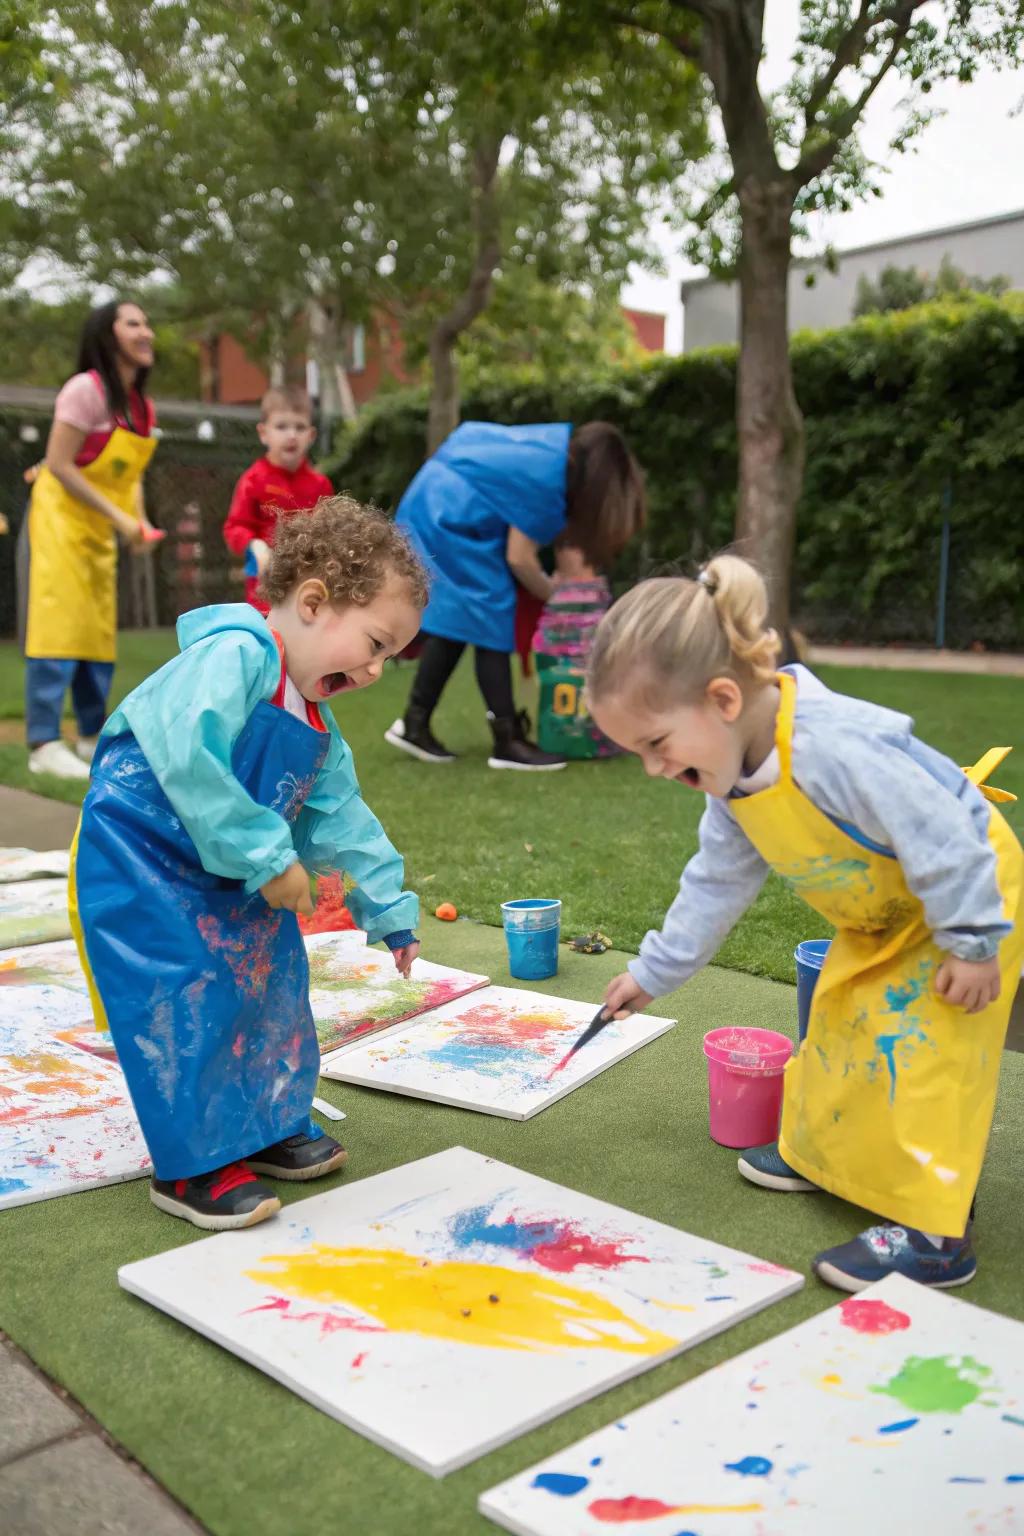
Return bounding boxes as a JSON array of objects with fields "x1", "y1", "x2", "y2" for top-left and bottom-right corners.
[
  {"x1": 305, "y1": 931, "x2": 489, "y2": 1056},
  {"x1": 0, "y1": 997, "x2": 150, "y2": 1209},
  {"x1": 118, "y1": 1145, "x2": 803, "y2": 1476},
  {"x1": 480, "y1": 1272, "x2": 1024, "y2": 1536},
  {"x1": 0, "y1": 848, "x2": 71, "y2": 883},
  {"x1": 320, "y1": 986, "x2": 675, "y2": 1119},
  {"x1": 0, "y1": 878, "x2": 73, "y2": 947}
]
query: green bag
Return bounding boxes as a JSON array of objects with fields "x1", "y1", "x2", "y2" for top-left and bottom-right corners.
[{"x1": 537, "y1": 658, "x2": 617, "y2": 759}]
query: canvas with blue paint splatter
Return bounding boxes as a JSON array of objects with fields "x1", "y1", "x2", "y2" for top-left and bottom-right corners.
[
  {"x1": 480, "y1": 1272, "x2": 1024, "y2": 1534},
  {"x1": 320, "y1": 986, "x2": 676, "y2": 1119}
]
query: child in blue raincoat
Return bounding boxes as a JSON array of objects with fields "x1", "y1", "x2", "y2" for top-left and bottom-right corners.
[
  {"x1": 387, "y1": 420, "x2": 645, "y2": 771},
  {"x1": 70, "y1": 497, "x2": 427, "y2": 1231}
]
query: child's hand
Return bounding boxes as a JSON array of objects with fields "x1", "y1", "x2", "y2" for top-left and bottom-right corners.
[
  {"x1": 250, "y1": 538, "x2": 271, "y2": 574},
  {"x1": 261, "y1": 861, "x2": 314, "y2": 916},
  {"x1": 391, "y1": 941, "x2": 420, "y2": 979},
  {"x1": 603, "y1": 970, "x2": 653, "y2": 1020},
  {"x1": 935, "y1": 954, "x2": 1001, "y2": 1015}
]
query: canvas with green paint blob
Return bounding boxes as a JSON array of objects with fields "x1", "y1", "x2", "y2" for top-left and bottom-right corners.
[
  {"x1": 305, "y1": 931, "x2": 489, "y2": 1055},
  {"x1": 0, "y1": 877, "x2": 74, "y2": 947},
  {"x1": 117, "y1": 1146, "x2": 802, "y2": 1476},
  {"x1": 481, "y1": 1272, "x2": 1024, "y2": 1535}
]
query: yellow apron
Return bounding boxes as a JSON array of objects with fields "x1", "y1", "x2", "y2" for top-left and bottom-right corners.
[
  {"x1": 730, "y1": 672, "x2": 1024, "y2": 1236},
  {"x1": 25, "y1": 426, "x2": 157, "y2": 662}
]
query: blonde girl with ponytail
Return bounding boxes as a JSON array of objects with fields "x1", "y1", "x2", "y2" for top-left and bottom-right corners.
[{"x1": 586, "y1": 554, "x2": 1024, "y2": 1294}]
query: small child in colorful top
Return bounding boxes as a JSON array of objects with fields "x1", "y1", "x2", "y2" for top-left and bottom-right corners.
[
  {"x1": 532, "y1": 542, "x2": 619, "y2": 758},
  {"x1": 586, "y1": 554, "x2": 1024, "y2": 1292},
  {"x1": 71, "y1": 498, "x2": 426, "y2": 1232}
]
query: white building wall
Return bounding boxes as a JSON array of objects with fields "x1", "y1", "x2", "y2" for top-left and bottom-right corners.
[{"x1": 681, "y1": 209, "x2": 1024, "y2": 352}]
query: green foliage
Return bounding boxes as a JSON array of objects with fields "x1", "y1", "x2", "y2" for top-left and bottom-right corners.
[
  {"x1": 854, "y1": 256, "x2": 1011, "y2": 317},
  {"x1": 0, "y1": 293, "x2": 200, "y2": 396},
  {"x1": 327, "y1": 293, "x2": 1024, "y2": 648}
]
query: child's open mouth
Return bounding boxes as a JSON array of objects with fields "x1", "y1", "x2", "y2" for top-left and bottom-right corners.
[
  {"x1": 677, "y1": 767, "x2": 701, "y2": 788},
  {"x1": 317, "y1": 672, "x2": 353, "y2": 698}
]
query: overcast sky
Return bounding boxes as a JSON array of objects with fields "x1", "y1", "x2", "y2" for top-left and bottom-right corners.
[{"x1": 622, "y1": 0, "x2": 1024, "y2": 350}]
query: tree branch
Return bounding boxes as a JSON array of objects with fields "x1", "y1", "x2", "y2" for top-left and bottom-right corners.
[
  {"x1": 431, "y1": 134, "x2": 503, "y2": 348},
  {"x1": 793, "y1": 9, "x2": 914, "y2": 188},
  {"x1": 802, "y1": 0, "x2": 925, "y2": 126},
  {"x1": 606, "y1": 8, "x2": 701, "y2": 60}
]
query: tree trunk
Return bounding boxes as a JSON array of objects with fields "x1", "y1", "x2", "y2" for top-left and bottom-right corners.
[
  {"x1": 733, "y1": 177, "x2": 804, "y2": 635},
  {"x1": 426, "y1": 136, "x2": 504, "y2": 456},
  {"x1": 306, "y1": 295, "x2": 357, "y2": 440}
]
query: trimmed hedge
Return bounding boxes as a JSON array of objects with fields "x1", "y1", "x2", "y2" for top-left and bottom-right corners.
[{"x1": 326, "y1": 295, "x2": 1024, "y2": 649}]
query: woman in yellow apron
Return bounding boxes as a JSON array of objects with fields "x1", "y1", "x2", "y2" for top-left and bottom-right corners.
[
  {"x1": 587, "y1": 555, "x2": 1024, "y2": 1293},
  {"x1": 24, "y1": 299, "x2": 159, "y2": 781}
]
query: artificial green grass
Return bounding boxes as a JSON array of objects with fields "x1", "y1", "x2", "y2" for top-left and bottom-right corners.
[
  {"x1": 2, "y1": 915, "x2": 1022, "y2": 1536},
  {"x1": 1, "y1": 636, "x2": 1022, "y2": 981}
]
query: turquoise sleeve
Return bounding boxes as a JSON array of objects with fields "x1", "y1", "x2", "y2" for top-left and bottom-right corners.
[
  {"x1": 117, "y1": 632, "x2": 298, "y2": 893},
  {"x1": 292, "y1": 716, "x2": 420, "y2": 943}
]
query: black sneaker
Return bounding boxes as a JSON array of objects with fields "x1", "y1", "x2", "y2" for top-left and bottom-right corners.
[
  {"x1": 150, "y1": 1163, "x2": 281, "y2": 1231},
  {"x1": 247, "y1": 1130, "x2": 348, "y2": 1182},
  {"x1": 487, "y1": 712, "x2": 567, "y2": 771},
  {"x1": 384, "y1": 711, "x2": 456, "y2": 763}
]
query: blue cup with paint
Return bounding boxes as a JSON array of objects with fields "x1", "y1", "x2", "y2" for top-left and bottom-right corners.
[
  {"x1": 795, "y1": 938, "x2": 831, "y2": 1043},
  {"x1": 501, "y1": 898, "x2": 561, "y2": 981}
]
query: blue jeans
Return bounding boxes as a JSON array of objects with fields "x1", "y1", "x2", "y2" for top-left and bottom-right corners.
[{"x1": 25, "y1": 657, "x2": 114, "y2": 747}]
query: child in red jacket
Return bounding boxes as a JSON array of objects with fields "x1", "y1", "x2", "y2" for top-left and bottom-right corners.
[{"x1": 224, "y1": 386, "x2": 333, "y2": 611}]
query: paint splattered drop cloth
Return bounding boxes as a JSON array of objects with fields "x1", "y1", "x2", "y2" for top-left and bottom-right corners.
[
  {"x1": 729, "y1": 672, "x2": 1024, "y2": 1237},
  {"x1": 69, "y1": 605, "x2": 418, "y2": 1182}
]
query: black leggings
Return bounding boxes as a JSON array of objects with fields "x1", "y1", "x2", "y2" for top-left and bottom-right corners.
[{"x1": 408, "y1": 634, "x2": 516, "y2": 720}]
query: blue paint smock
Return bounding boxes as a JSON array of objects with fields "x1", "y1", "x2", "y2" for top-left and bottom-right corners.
[
  {"x1": 70, "y1": 604, "x2": 418, "y2": 1179},
  {"x1": 396, "y1": 421, "x2": 571, "y2": 651}
]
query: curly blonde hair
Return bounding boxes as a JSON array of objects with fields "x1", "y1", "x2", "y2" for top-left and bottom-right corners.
[
  {"x1": 260, "y1": 494, "x2": 429, "y2": 611},
  {"x1": 586, "y1": 554, "x2": 781, "y2": 708}
]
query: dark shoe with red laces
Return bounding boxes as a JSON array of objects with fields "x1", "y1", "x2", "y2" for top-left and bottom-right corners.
[
  {"x1": 149, "y1": 1162, "x2": 281, "y2": 1231},
  {"x1": 247, "y1": 1130, "x2": 348, "y2": 1181}
]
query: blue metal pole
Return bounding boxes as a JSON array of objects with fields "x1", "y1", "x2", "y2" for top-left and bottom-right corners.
[{"x1": 936, "y1": 481, "x2": 952, "y2": 650}]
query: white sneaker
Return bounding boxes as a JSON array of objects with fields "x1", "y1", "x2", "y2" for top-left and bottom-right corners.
[
  {"x1": 28, "y1": 740, "x2": 91, "y2": 781},
  {"x1": 75, "y1": 736, "x2": 99, "y2": 763}
]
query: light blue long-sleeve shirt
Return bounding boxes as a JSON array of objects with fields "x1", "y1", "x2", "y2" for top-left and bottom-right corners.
[
  {"x1": 101, "y1": 604, "x2": 419, "y2": 944},
  {"x1": 629, "y1": 666, "x2": 1012, "y2": 998}
]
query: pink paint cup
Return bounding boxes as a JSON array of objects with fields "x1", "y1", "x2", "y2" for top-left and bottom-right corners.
[{"x1": 702, "y1": 1026, "x2": 793, "y2": 1148}]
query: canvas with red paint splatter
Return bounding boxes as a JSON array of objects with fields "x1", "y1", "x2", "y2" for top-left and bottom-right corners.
[
  {"x1": 118, "y1": 1146, "x2": 802, "y2": 1476},
  {"x1": 481, "y1": 1271, "x2": 1024, "y2": 1534},
  {"x1": 307, "y1": 933, "x2": 489, "y2": 1056},
  {"x1": 321, "y1": 985, "x2": 676, "y2": 1119}
]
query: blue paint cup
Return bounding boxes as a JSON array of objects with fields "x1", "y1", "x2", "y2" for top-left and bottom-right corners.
[
  {"x1": 501, "y1": 898, "x2": 561, "y2": 981},
  {"x1": 795, "y1": 938, "x2": 831, "y2": 1043}
]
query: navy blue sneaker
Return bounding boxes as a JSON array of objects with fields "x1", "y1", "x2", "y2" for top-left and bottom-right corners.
[
  {"x1": 247, "y1": 1130, "x2": 347, "y2": 1182},
  {"x1": 737, "y1": 1143, "x2": 818, "y2": 1192},
  {"x1": 813, "y1": 1222, "x2": 977, "y2": 1293}
]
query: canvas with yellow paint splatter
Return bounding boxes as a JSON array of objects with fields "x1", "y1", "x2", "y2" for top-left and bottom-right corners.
[
  {"x1": 481, "y1": 1272, "x2": 1024, "y2": 1535},
  {"x1": 0, "y1": 986, "x2": 150, "y2": 1209},
  {"x1": 305, "y1": 931, "x2": 490, "y2": 1055},
  {"x1": 320, "y1": 986, "x2": 676, "y2": 1119},
  {"x1": 117, "y1": 1147, "x2": 803, "y2": 1475}
]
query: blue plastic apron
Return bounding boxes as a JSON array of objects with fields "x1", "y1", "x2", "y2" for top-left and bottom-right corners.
[
  {"x1": 396, "y1": 421, "x2": 570, "y2": 651},
  {"x1": 71, "y1": 692, "x2": 329, "y2": 1181}
]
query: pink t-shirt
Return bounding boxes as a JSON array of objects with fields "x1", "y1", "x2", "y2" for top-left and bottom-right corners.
[{"x1": 53, "y1": 371, "x2": 156, "y2": 466}]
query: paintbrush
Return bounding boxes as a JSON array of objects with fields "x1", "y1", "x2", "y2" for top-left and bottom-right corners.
[{"x1": 546, "y1": 1003, "x2": 633, "y2": 1080}]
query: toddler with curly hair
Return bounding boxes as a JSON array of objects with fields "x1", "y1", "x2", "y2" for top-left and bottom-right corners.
[{"x1": 71, "y1": 496, "x2": 428, "y2": 1230}]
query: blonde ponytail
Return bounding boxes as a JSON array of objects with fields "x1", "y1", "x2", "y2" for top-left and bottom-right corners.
[{"x1": 586, "y1": 553, "x2": 780, "y2": 707}]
